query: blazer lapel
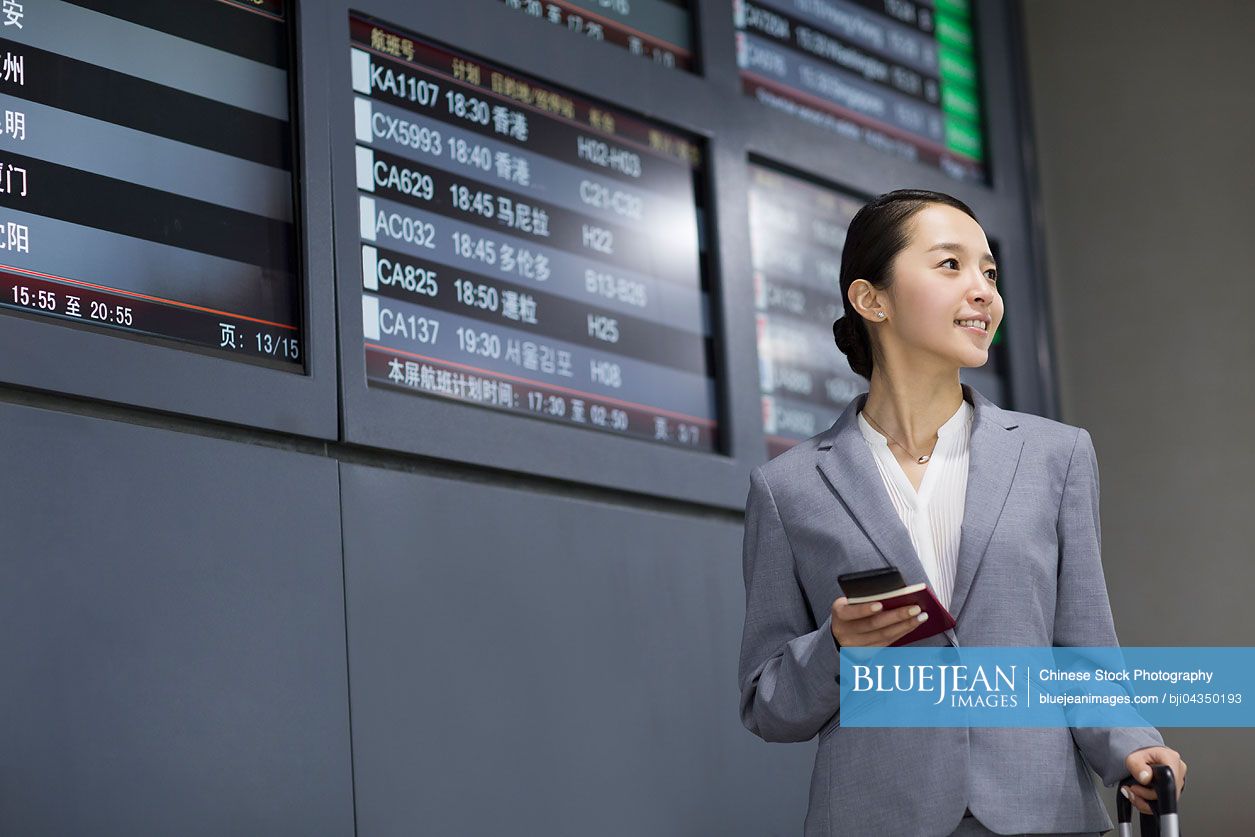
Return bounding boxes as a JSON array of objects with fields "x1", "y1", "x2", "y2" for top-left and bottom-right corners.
[
  {"x1": 947, "y1": 385, "x2": 1023, "y2": 623},
  {"x1": 814, "y1": 383, "x2": 1023, "y2": 632},
  {"x1": 815, "y1": 392, "x2": 933, "y2": 597}
]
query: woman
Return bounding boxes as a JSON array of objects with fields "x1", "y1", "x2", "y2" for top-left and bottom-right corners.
[{"x1": 737, "y1": 189, "x2": 1186, "y2": 836}]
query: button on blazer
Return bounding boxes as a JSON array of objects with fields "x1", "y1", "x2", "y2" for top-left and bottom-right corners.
[{"x1": 738, "y1": 383, "x2": 1163, "y2": 836}]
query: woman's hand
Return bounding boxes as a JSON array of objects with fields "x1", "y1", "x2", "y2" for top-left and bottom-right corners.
[
  {"x1": 831, "y1": 596, "x2": 928, "y2": 647},
  {"x1": 1122, "y1": 745, "x2": 1187, "y2": 816}
]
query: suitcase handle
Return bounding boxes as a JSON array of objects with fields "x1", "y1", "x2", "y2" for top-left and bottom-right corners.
[{"x1": 1117, "y1": 764, "x2": 1179, "y2": 837}]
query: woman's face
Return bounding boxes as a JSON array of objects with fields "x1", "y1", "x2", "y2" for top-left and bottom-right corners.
[{"x1": 878, "y1": 203, "x2": 1003, "y2": 370}]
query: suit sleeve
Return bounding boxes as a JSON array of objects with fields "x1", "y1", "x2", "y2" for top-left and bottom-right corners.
[
  {"x1": 1055, "y1": 428, "x2": 1165, "y2": 787},
  {"x1": 738, "y1": 465, "x2": 842, "y2": 743}
]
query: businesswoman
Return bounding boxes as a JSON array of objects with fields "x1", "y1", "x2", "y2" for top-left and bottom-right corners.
[{"x1": 737, "y1": 189, "x2": 1185, "y2": 836}]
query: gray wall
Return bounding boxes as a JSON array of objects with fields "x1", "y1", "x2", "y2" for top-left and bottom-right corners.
[
  {"x1": 339, "y1": 463, "x2": 804, "y2": 835},
  {"x1": 0, "y1": 390, "x2": 808, "y2": 836},
  {"x1": 1021, "y1": 0, "x2": 1255, "y2": 830},
  {"x1": 0, "y1": 401, "x2": 355, "y2": 836}
]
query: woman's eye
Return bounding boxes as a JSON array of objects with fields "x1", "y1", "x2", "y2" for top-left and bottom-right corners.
[{"x1": 942, "y1": 257, "x2": 998, "y2": 283}]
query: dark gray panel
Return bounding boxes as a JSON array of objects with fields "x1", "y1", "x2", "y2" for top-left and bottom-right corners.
[
  {"x1": 0, "y1": 404, "x2": 354, "y2": 837},
  {"x1": 340, "y1": 462, "x2": 811, "y2": 835}
]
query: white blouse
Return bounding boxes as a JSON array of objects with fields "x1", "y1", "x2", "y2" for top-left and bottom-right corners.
[{"x1": 856, "y1": 396, "x2": 974, "y2": 612}]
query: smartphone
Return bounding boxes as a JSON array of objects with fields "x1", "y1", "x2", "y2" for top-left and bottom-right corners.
[{"x1": 837, "y1": 566, "x2": 905, "y2": 599}]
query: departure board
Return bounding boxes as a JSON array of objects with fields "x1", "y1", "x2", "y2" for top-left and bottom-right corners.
[
  {"x1": 734, "y1": 0, "x2": 987, "y2": 184},
  {"x1": 0, "y1": 0, "x2": 303, "y2": 369},
  {"x1": 349, "y1": 14, "x2": 717, "y2": 451},
  {"x1": 499, "y1": 0, "x2": 695, "y2": 72},
  {"x1": 747, "y1": 162, "x2": 867, "y2": 458}
]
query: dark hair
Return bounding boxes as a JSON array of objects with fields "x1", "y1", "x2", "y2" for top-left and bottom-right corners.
[{"x1": 833, "y1": 189, "x2": 980, "y2": 379}]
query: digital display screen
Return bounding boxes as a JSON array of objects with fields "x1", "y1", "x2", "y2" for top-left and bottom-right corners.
[
  {"x1": 746, "y1": 162, "x2": 867, "y2": 458},
  {"x1": 0, "y1": 0, "x2": 303, "y2": 368},
  {"x1": 498, "y1": 0, "x2": 694, "y2": 72},
  {"x1": 350, "y1": 14, "x2": 718, "y2": 451},
  {"x1": 735, "y1": 0, "x2": 987, "y2": 184}
]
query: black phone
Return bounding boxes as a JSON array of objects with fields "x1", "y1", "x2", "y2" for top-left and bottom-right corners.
[{"x1": 837, "y1": 566, "x2": 905, "y2": 599}]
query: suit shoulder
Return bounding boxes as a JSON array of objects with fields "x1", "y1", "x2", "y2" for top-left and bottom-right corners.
[
  {"x1": 755, "y1": 428, "x2": 832, "y2": 486},
  {"x1": 1001, "y1": 408, "x2": 1073, "y2": 433},
  {"x1": 999, "y1": 408, "x2": 1090, "y2": 464}
]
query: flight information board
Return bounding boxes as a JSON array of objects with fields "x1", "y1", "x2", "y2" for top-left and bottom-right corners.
[
  {"x1": 349, "y1": 13, "x2": 718, "y2": 451},
  {"x1": 734, "y1": 0, "x2": 987, "y2": 184},
  {"x1": 747, "y1": 162, "x2": 867, "y2": 458},
  {"x1": 0, "y1": 0, "x2": 303, "y2": 369},
  {"x1": 498, "y1": 0, "x2": 695, "y2": 72}
]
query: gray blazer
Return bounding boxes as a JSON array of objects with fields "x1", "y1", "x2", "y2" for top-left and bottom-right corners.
[{"x1": 738, "y1": 383, "x2": 1163, "y2": 836}]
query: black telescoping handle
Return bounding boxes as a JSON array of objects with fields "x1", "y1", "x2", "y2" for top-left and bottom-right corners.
[{"x1": 1117, "y1": 764, "x2": 1179, "y2": 837}]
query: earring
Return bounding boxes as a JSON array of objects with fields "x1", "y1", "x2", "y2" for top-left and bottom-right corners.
[{"x1": 876, "y1": 312, "x2": 885, "y2": 318}]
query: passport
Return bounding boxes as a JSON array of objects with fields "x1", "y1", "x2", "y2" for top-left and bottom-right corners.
[{"x1": 844, "y1": 582, "x2": 956, "y2": 646}]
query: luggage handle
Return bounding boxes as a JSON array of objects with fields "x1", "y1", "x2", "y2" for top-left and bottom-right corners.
[{"x1": 1117, "y1": 764, "x2": 1179, "y2": 837}]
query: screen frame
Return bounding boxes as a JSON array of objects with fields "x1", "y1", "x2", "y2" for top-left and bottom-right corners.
[
  {"x1": 328, "y1": 0, "x2": 760, "y2": 509},
  {"x1": 0, "y1": 0, "x2": 338, "y2": 440}
]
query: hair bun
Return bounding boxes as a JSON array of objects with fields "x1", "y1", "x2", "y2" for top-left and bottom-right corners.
[
  {"x1": 833, "y1": 313, "x2": 872, "y2": 378},
  {"x1": 833, "y1": 314, "x2": 853, "y2": 352}
]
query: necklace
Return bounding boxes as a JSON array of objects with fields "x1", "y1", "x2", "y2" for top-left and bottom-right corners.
[{"x1": 861, "y1": 409, "x2": 939, "y2": 464}]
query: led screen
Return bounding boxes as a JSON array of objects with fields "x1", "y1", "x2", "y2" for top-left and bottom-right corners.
[
  {"x1": 0, "y1": 0, "x2": 303, "y2": 369},
  {"x1": 735, "y1": 0, "x2": 987, "y2": 183},
  {"x1": 747, "y1": 161, "x2": 867, "y2": 457},
  {"x1": 350, "y1": 13, "x2": 718, "y2": 450}
]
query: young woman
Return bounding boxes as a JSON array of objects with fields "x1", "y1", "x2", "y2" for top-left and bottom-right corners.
[{"x1": 737, "y1": 189, "x2": 1186, "y2": 836}]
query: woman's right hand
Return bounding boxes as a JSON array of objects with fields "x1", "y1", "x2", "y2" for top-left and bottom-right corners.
[{"x1": 830, "y1": 596, "x2": 929, "y2": 647}]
